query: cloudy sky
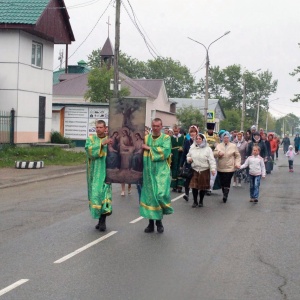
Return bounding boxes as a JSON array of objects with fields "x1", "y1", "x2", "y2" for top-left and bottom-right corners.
[{"x1": 55, "y1": 0, "x2": 300, "y2": 118}]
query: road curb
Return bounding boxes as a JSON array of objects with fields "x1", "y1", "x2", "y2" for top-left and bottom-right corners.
[{"x1": 0, "y1": 169, "x2": 86, "y2": 189}]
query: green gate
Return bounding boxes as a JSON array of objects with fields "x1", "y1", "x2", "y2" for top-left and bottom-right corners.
[{"x1": 0, "y1": 109, "x2": 15, "y2": 145}]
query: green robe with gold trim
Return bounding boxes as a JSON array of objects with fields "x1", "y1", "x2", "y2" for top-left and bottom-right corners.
[
  {"x1": 85, "y1": 135, "x2": 112, "y2": 219},
  {"x1": 140, "y1": 133, "x2": 174, "y2": 220},
  {"x1": 170, "y1": 134, "x2": 185, "y2": 189}
]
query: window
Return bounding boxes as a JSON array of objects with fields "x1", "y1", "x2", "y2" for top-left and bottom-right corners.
[{"x1": 31, "y1": 42, "x2": 42, "y2": 67}]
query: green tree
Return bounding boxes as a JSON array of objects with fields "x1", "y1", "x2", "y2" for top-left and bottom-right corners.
[
  {"x1": 146, "y1": 57, "x2": 196, "y2": 98},
  {"x1": 175, "y1": 105, "x2": 203, "y2": 132},
  {"x1": 87, "y1": 49, "x2": 197, "y2": 98},
  {"x1": 289, "y1": 43, "x2": 300, "y2": 102},
  {"x1": 84, "y1": 67, "x2": 129, "y2": 103},
  {"x1": 219, "y1": 110, "x2": 241, "y2": 132}
]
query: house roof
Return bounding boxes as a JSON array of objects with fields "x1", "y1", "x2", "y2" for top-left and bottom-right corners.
[
  {"x1": 0, "y1": 0, "x2": 49, "y2": 24},
  {"x1": 171, "y1": 98, "x2": 226, "y2": 120},
  {"x1": 53, "y1": 61, "x2": 90, "y2": 84},
  {"x1": 53, "y1": 71, "x2": 163, "y2": 100},
  {"x1": 0, "y1": 0, "x2": 75, "y2": 44}
]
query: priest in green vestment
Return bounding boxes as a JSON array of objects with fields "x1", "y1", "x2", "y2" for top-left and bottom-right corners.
[
  {"x1": 85, "y1": 120, "x2": 112, "y2": 232},
  {"x1": 170, "y1": 125, "x2": 185, "y2": 193},
  {"x1": 140, "y1": 118, "x2": 174, "y2": 233}
]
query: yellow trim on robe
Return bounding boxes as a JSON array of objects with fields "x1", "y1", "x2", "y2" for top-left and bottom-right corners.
[
  {"x1": 140, "y1": 201, "x2": 162, "y2": 211},
  {"x1": 156, "y1": 146, "x2": 164, "y2": 160}
]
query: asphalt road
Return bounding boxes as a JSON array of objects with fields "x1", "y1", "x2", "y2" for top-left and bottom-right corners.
[{"x1": 0, "y1": 154, "x2": 299, "y2": 300}]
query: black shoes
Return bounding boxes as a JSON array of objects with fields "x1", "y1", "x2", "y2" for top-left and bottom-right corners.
[
  {"x1": 192, "y1": 202, "x2": 198, "y2": 208},
  {"x1": 144, "y1": 220, "x2": 164, "y2": 233},
  {"x1": 156, "y1": 220, "x2": 164, "y2": 233},
  {"x1": 144, "y1": 220, "x2": 155, "y2": 233},
  {"x1": 96, "y1": 215, "x2": 107, "y2": 231},
  {"x1": 183, "y1": 194, "x2": 189, "y2": 201}
]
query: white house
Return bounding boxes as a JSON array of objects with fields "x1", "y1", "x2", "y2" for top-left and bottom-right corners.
[{"x1": 0, "y1": 0, "x2": 74, "y2": 143}]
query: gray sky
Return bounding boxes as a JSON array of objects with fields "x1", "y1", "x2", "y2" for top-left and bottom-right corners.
[{"x1": 55, "y1": 0, "x2": 300, "y2": 118}]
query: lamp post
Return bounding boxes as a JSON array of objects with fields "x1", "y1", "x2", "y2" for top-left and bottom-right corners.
[
  {"x1": 265, "y1": 98, "x2": 279, "y2": 131},
  {"x1": 188, "y1": 31, "x2": 230, "y2": 129},
  {"x1": 240, "y1": 68, "x2": 261, "y2": 131}
]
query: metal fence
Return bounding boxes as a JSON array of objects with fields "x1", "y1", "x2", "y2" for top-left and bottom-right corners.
[{"x1": 0, "y1": 109, "x2": 15, "y2": 145}]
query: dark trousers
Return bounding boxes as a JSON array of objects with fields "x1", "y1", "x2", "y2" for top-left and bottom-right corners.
[
  {"x1": 184, "y1": 177, "x2": 192, "y2": 195},
  {"x1": 288, "y1": 160, "x2": 294, "y2": 170}
]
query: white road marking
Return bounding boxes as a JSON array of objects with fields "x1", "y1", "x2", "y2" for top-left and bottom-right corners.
[
  {"x1": 0, "y1": 279, "x2": 29, "y2": 297},
  {"x1": 54, "y1": 231, "x2": 118, "y2": 264},
  {"x1": 130, "y1": 216, "x2": 144, "y2": 223},
  {"x1": 171, "y1": 193, "x2": 184, "y2": 202},
  {"x1": 129, "y1": 194, "x2": 184, "y2": 223}
]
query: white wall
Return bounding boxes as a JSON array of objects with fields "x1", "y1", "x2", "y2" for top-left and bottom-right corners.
[{"x1": 0, "y1": 30, "x2": 54, "y2": 143}]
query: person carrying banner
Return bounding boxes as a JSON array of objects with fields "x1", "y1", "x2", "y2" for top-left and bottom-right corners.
[
  {"x1": 140, "y1": 118, "x2": 174, "y2": 233},
  {"x1": 170, "y1": 125, "x2": 185, "y2": 193},
  {"x1": 204, "y1": 122, "x2": 220, "y2": 195},
  {"x1": 85, "y1": 120, "x2": 112, "y2": 232}
]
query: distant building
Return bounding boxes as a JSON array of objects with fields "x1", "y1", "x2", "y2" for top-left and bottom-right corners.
[
  {"x1": 0, "y1": 0, "x2": 74, "y2": 143},
  {"x1": 170, "y1": 98, "x2": 226, "y2": 132}
]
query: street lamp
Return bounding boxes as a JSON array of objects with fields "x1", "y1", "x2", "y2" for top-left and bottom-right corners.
[
  {"x1": 265, "y1": 98, "x2": 279, "y2": 131},
  {"x1": 188, "y1": 31, "x2": 230, "y2": 128},
  {"x1": 241, "y1": 68, "x2": 261, "y2": 131}
]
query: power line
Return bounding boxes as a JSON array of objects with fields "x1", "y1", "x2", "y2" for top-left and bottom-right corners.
[
  {"x1": 54, "y1": 0, "x2": 113, "y2": 70},
  {"x1": 125, "y1": 0, "x2": 161, "y2": 57},
  {"x1": 121, "y1": 0, "x2": 159, "y2": 59}
]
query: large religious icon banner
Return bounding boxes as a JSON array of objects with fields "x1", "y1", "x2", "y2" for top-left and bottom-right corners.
[{"x1": 106, "y1": 98, "x2": 146, "y2": 184}]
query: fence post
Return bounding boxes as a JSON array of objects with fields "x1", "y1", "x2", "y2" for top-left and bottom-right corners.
[{"x1": 10, "y1": 108, "x2": 15, "y2": 145}]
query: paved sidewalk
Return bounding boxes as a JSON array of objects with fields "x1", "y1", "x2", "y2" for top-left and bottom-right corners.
[{"x1": 0, "y1": 164, "x2": 86, "y2": 189}]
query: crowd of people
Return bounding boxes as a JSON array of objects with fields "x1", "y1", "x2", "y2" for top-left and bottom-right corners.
[{"x1": 85, "y1": 119, "x2": 298, "y2": 234}]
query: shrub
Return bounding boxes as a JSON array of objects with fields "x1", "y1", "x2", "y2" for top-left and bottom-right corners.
[{"x1": 50, "y1": 131, "x2": 75, "y2": 147}]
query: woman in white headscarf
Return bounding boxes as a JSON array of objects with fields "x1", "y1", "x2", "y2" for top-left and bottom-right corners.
[
  {"x1": 214, "y1": 131, "x2": 241, "y2": 203},
  {"x1": 232, "y1": 132, "x2": 248, "y2": 186},
  {"x1": 187, "y1": 133, "x2": 216, "y2": 207}
]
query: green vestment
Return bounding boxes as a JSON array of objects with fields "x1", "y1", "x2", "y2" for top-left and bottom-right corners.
[
  {"x1": 170, "y1": 134, "x2": 185, "y2": 189},
  {"x1": 140, "y1": 133, "x2": 174, "y2": 220},
  {"x1": 85, "y1": 135, "x2": 112, "y2": 219}
]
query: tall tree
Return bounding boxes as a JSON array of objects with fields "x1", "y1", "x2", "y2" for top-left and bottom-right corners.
[
  {"x1": 175, "y1": 105, "x2": 203, "y2": 132},
  {"x1": 87, "y1": 49, "x2": 196, "y2": 98},
  {"x1": 146, "y1": 57, "x2": 196, "y2": 98},
  {"x1": 84, "y1": 67, "x2": 129, "y2": 103},
  {"x1": 289, "y1": 43, "x2": 300, "y2": 102}
]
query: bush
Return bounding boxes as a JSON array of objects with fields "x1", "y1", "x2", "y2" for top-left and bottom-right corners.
[{"x1": 51, "y1": 131, "x2": 75, "y2": 147}]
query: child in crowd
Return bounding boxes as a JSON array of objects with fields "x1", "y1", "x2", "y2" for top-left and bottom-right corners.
[
  {"x1": 240, "y1": 145, "x2": 266, "y2": 203},
  {"x1": 286, "y1": 145, "x2": 298, "y2": 172}
]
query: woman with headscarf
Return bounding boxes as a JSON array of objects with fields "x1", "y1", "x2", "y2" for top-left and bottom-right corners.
[
  {"x1": 232, "y1": 131, "x2": 248, "y2": 186},
  {"x1": 180, "y1": 125, "x2": 198, "y2": 201},
  {"x1": 186, "y1": 133, "x2": 216, "y2": 207},
  {"x1": 214, "y1": 131, "x2": 241, "y2": 203}
]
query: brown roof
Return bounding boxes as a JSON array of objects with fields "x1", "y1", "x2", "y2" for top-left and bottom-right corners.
[
  {"x1": 53, "y1": 71, "x2": 164, "y2": 99},
  {"x1": 100, "y1": 37, "x2": 114, "y2": 56},
  {"x1": 53, "y1": 73, "x2": 88, "y2": 96}
]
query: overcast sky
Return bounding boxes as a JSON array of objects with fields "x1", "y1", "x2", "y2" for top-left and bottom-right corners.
[{"x1": 55, "y1": 0, "x2": 300, "y2": 119}]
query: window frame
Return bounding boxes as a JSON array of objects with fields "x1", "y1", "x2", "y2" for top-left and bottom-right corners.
[{"x1": 31, "y1": 41, "x2": 43, "y2": 68}]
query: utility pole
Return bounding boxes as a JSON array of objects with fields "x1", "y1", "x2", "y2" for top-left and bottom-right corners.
[
  {"x1": 204, "y1": 52, "x2": 209, "y2": 129},
  {"x1": 113, "y1": 0, "x2": 121, "y2": 98},
  {"x1": 241, "y1": 78, "x2": 246, "y2": 131}
]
